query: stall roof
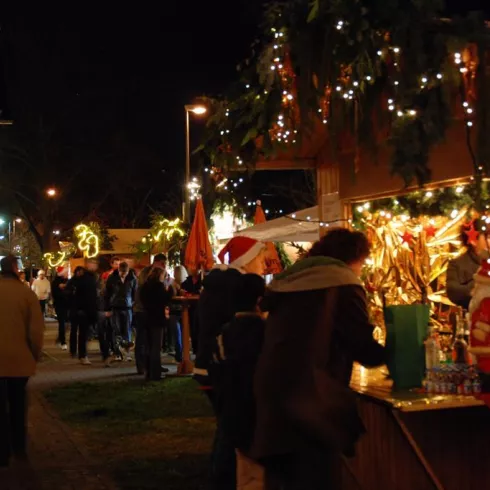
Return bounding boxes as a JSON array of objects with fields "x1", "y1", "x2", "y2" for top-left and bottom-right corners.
[{"x1": 235, "y1": 207, "x2": 319, "y2": 243}]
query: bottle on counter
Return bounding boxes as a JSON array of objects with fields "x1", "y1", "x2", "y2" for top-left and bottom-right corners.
[
  {"x1": 452, "y1": 328, "x2": 469, "y2": 365},
  {"x1": 425, "y1": 327, "x2": 441, "y2": 370}
]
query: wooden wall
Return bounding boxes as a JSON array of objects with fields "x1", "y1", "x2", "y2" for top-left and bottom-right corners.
[
  {"x1": 317, "y1": 119, "x2": 474, "y2": 205},
  {"x1": 341, "y1": 396, "x2": 490, "y2": 490}
]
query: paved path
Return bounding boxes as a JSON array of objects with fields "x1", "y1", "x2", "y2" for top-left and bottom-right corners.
[{"x1": 3, "y1": 321, "x2": 178, "y2": 489}]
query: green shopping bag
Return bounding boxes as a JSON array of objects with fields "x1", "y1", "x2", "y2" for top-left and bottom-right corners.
[{"x1": 384, "y1": 304, "x2": 430, "y2": 391}]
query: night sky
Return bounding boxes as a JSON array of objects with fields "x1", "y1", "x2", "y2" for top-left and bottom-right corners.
[{"x1": 0, "y1": 1, "x2": 488, "y2": 228}]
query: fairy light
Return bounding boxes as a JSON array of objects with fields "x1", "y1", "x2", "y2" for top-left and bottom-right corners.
[{"x1": 187, "y1": 178, "x2": 201, "y2": 201}]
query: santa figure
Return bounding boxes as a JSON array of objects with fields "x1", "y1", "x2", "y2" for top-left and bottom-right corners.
[{"x1": 468, "y1": 258, "x2": 490, "y2": 373}]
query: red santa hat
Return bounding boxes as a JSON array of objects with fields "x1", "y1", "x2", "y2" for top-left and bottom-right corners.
[
  {"x1": 218, "y1": 236, "x2": 265, "y2": 268},
  {"x1": 475, "y1": 259, "x2": 490, "y2": 285},
  {"x1": 56, "y1": 266, "x2": 65, "y2": 274}
]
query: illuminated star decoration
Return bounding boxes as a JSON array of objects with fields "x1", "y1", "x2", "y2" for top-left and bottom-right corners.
[{"x1": 75, "y1": 224, "x2": 99, "y2": 258}]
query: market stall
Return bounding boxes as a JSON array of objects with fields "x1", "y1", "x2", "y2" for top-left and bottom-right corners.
[{"x1": 340, "y1": 365, "x2": 490, "y2": 490}]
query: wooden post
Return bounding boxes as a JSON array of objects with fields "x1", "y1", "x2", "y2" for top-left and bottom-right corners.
[
  {"x1": 316, "y1": 161, "x2": 350, "y2": 235},
  {"x1": 177, "y1": 298, "x2": 195, "y2": 375}
]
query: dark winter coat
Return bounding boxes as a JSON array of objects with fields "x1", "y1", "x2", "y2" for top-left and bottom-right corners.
[
  {"x1": 194, "y1": 267, "x2": 244, "y2": 377},
  {"x1": 66, "y1": 271, "x2": 98, "y2": 321},
  {"x1": 51, "y1": 276, "x2": 69, "y2": 309},
  {"x1": 181, "y1": 275, "x2": 203, "y2": 295},
  {"x1": 140, "y1": 279, "x2": 173, "y2": 328},
  {"x1": 105, "y1": 270, "x2": 137, "y2": 310},
  {"x1": 210, "y1": 313, "x2": 265, "y2": 453},
  {"x1": 446, "y1": 249, "x2": 483, "y2": 310},
  {"x1": 251, "y1": 257, "x2": 386, "y2": 461}
]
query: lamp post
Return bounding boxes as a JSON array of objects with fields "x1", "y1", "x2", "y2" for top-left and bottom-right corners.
[{"x1": 184, "y1": 105, "x2": 207, "y2": 224}]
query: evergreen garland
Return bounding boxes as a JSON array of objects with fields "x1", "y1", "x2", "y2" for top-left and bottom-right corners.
[{"x1": 198, "y1": 0, "x2": 489, "y2": 190}]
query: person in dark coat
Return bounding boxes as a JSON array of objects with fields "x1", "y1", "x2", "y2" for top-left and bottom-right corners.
[
  {"x1": 209, "y1": 273, "x2": 266, "y2": 489},
  {"x1": 251, "y1": 229, "x2": 386, "y2": 489},
  {"x1": 66, "y1": 266, "x2": 98, "y2": 365},
  {"x1": 105, "y1": 262, "x2": 137, "y2": 361},
  {"x1": 181, "y1": 269, "x2": 203, "y2": 354},
  {"x1": 194, "y1": 236, "x2": 266, "y2": 490},
  {"x1": 447, "y1": 222, "x2": 489, "y2": 310},
  {"x1": 52, "y1": 266, "x2": 69, "y2": 349},
  {"x1": 140, "y1": 266, "x2": 173, "y2": 381}
]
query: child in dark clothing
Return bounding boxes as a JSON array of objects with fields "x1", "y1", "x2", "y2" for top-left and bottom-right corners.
[{"x1": 210, "y1": 273, "x2": 266, "y2": 489}]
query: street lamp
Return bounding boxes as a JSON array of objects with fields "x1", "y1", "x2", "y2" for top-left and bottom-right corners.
[
  {"x1": 46, "y1": 187, "x2": 57, "y2": 197},
  {"x1": 184, "y1": 104, "x2": 207, "y2": 224}
]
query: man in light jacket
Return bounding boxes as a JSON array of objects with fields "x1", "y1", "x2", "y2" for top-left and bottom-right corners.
[
  {"x1": 31, "y1": 269, "x2": 51, "y2": 316},
  {"x1": 0, "y1": 255, "x2": 44, "y2": 468}
]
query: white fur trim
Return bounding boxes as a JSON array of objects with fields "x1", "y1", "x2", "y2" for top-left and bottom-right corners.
[
  {"x1": 473, "y1": 330, "x2": 488, "y2": 343},
  {"x1": 469, "y1": 346, "x2": 490, "y2": 355},
  {"x1": 475, "y1": 321, "x2": 490, "y2": 334},
  {"x1": 474, "y1": 273, "x2": 490, "y2": 285},
  {"x1": 230, "y1": 241, "x2": 265, "y2": 268}
]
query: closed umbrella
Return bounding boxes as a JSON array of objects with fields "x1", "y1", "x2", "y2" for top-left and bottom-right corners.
[
  {"x1": 185, "y1": 198, "x2": 214, "y2": 272},
  {"x1": 178, "y1": 198, "x2": 214, "y2": 375},
  {"x1": 254, "y1": 201, "x2": 283, "y2": 275}
]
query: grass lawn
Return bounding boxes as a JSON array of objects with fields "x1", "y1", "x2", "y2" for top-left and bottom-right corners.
[{"x1": 44, "y1": 378, "x2": 215, "y2": 490}]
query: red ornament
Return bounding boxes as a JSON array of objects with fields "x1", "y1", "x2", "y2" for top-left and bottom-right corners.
[
  {"x1": 401, "y1": 231, "x2": 413, "y2": 244},
  {"x1": 465, "y1": 227, "x2": 480, "y2": 246},
  {"x1": 424, "y1": 225, "x2": 437, "y2": 238}
]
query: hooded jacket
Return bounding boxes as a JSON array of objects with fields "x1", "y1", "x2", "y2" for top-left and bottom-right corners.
[{"x1": 251, "y1": 257, "x2": 386, "y2": 460}]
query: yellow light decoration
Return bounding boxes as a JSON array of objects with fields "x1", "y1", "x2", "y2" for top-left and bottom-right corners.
[
  {"x1": 43, "y1": 252, "x2": 66, "y2": 268},
  {"x1": 153, "y1": 218, "x2": 185, "y2": 242},
  {"x1": 75, "y1": 224, "x2": 99, "y2": 258}
]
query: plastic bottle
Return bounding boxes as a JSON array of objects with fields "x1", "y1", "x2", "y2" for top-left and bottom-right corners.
[
  {"x1": 425, "y1": 327, "x2": 441, "y2": 371},
  {"x1": 452, "y1": 329, "x2": 469, "y2": 365}
]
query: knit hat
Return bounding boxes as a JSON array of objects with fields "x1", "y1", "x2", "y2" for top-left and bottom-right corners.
[
  {"x1": 475, "y1": 259, "x2": 490, "y2": 285},
  {"x1": 218, "y1": 236, "x2": 265, "y2": 268}
]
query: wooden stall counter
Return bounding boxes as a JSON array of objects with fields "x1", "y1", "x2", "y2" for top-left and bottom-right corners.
[{"x1": 342, "y1": 365, "x2": 490, "y2": 490}]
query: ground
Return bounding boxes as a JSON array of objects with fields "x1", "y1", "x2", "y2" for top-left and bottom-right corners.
[{"x1": 2, "y1": 321, "x2": 215, "y2": 490}]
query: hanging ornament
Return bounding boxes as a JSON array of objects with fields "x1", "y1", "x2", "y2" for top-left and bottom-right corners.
[
  {"x1": 463, "y1": 220, "x2": 480, "y2": 245},
  {"x1": 401, "y1": 230, "x2": 414, "y2": 244},
  {"x1": 424, "y1": 225, "x2": 437, "y2": 238}
]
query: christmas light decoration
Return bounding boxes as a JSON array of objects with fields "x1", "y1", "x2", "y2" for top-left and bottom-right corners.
[
  {"x1": 75, "y1": 224, "x2": 99, "y2": 259},
  {"x1": 43, "y1": 252, "x2": 66, "y2": 268},
  {"x1": 153, "y1": 218, "x2": 185, "y2": 243}
]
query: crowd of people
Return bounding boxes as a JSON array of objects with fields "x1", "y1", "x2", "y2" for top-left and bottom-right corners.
[
  {"x1": 26, "y1": 254, "x2": 200, "y2": 374},
  {"x1": 1, "y1": 229, "x2": 388, "y2": 490}
]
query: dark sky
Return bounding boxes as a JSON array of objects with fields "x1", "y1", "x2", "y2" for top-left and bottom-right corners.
[{"x1": 0, "y1": 3, "x2": 265, "y2": 186}]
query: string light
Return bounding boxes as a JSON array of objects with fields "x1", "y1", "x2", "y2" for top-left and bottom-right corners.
[{"x1": 187, "y1": 178, "x2": 201, "y2": 201}]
